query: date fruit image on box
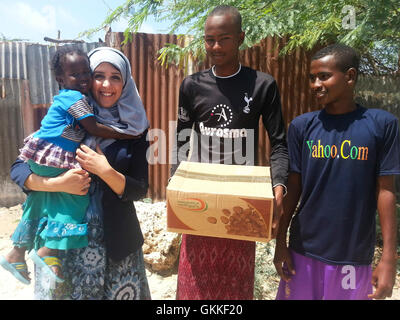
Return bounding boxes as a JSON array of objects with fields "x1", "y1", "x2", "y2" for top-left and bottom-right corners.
[{"x1": 167, "y1": 161, "x2": 274, "y2": 242}]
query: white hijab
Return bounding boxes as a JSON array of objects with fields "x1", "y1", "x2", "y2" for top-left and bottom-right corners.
[{"x1": 84, "y1": 47, "x2": 149, "y2": 149}]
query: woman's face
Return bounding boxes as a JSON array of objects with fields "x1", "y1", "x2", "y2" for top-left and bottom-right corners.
[{"x1": 91, "y1": 62, "x2": 124, "y2": 108}]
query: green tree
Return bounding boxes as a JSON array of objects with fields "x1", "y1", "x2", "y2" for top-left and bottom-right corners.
[{"x1": 87, "y1": 0, "x2": 400, "y2": 74}]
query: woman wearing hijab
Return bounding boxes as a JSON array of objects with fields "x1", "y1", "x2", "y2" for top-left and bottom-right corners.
[{"x1": 10, "y1": 47, "x2": 151, "y2": 300}]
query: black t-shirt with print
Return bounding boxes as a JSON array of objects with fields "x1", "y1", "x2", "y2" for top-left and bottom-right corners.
[{"x1": 171, "y1": 66, "x2": 288, "y2": 188}]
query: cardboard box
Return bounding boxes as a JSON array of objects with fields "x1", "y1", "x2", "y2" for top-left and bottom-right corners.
[{"x1": 167, "y1": 161, "x2": 274, "y2": 242}]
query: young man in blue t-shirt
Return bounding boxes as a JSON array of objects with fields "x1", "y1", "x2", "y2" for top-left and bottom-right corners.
[{"x1": 274, "y1": 44, "x2": 400, "y2": 300}]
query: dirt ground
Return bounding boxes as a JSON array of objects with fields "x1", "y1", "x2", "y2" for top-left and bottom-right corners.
[
  {"x1": 0, "y1": 205, "x2": 177, "y2": 300},
  {"x1": 0, "y1": 205, "x2": 399, "y2": 300}
]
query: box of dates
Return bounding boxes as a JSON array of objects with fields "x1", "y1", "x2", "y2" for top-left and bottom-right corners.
[{"x1": 166, "y1": 161, "x2": 274, "y2": 242}]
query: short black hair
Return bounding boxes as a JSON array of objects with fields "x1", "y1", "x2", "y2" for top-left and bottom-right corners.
[
  {"x1": 312, "y1": 44, "x2": 360, "y2": 76},
  {"x1": 208, "y1": 5, "x2": 242, "y2": 32},
  {"x1": 51, "y1": 46, "x2": 89, "y2": 78}
]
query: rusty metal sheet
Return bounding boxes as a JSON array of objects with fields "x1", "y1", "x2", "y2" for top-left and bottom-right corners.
[{"x1": 108, "y1": 33, "x2": 318, "y2": 201}]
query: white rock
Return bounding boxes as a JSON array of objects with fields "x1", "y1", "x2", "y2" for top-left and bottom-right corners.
[{"x1": 135, "y1": 201, "x2": 181, "y2": 271}]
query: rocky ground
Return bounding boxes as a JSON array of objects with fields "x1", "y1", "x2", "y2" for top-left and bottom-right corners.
[{"x1": 0, "y1": 202, "x2": 399, "y2": 300}]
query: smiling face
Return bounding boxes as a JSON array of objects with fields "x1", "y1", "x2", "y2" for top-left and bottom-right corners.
[
  {"x1": 91, "y1": 62, "x2": 124, "y2": 108},
  {"x1": 204, "y1": 13, "x2": 244, "y2": 75},
  {"x1": 309, "y1": 55, "x2": 356, "y2": 112},
  {"x1": 56, "y1": 53, "x2": 91, "y2": 94}
]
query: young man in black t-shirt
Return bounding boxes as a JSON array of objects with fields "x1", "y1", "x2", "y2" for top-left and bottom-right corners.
[{"x1": 171, "y1": 5, "x2": 289, "y2": 300}]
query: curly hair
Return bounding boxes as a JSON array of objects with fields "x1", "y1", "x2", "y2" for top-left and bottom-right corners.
[{"x1": 51, "y1": 46, "x2": 89, "y2": 78}]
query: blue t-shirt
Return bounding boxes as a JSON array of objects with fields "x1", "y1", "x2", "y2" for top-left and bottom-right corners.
[
  {"x1": 288, "y1": 105, "x2": 400, "y2": 265},
  {"x1": 34, "y1": 89, "x2": 94, "y2": 152}
]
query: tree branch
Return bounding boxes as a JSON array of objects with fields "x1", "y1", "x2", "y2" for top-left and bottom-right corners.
[{"x1": 43, "y1": 37, "x2": 84, "y2": 44}]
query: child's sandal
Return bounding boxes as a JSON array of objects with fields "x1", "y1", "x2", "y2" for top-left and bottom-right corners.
[
  {"x1": 0, "y1": 256, "x2": 31, "y2": 285},
  {"x1": 28, "y1": 251, "x2": 64, "y2": 283}
]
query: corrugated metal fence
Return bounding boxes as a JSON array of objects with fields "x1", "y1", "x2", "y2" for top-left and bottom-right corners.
[
  {"x1": 108, "y1": 33, "x2": 188, "y2": 201},
  {"x1": 1, "y1": 34, "x2": 398, "y2": 206},
  {"x1": 0, "y1": 41, "x2": 102, "y2": 206},
  {"x1": 356, "y1": 75, "x2": 400, "y2": 119},
  {"x1": 108, "y1": 33, "x2": 320, "y2": 201},
  {"x1": 109, "y1": 33, "x2": 399, "y2": 201}
]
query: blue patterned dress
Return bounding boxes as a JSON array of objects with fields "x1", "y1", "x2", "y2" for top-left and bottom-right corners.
[{"x1": 33, "y1": 180, "x2": 151, "y2": 300}]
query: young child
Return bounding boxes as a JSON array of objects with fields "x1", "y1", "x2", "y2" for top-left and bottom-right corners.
[
  {"x1": 274, "y1": 44, "x2": 400, "y2": 300},
  {"x1": 0, "y1": 46, "x2": 134, "y2": 284}
]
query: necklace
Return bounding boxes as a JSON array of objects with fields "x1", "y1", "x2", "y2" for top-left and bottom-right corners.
[{"x1": 212, "y1": 63, "x2": 242, "y2": 78}]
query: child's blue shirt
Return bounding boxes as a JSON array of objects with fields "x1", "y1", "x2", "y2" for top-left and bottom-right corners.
[{"x1": 34, "y1": 89, "x2": 94, "y2": 152}]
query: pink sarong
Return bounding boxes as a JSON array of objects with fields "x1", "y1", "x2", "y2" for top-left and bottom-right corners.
[{"x1": 176, "y1": 234, "x2": 256, "y2": 300}]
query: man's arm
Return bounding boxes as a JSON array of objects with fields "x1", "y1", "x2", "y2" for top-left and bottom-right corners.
[
  {"x1": 261, "y1": 80, "x2": 289, "y2": 189},
  {"x1": 273, "y1": 172, "x2": 302, "y2": 281},
  {"x1": 368, "y1": 174, "x2": 398, "y2": 299},
  {"x1": 170, "y1": 79, "x2": 194, "y2": 177},
  {"x1": 261, "y1": 79, "x2": 289, "y2": 235},
  {"x1": 271, "y1": 184, "x2": 285, "y2": 237}
]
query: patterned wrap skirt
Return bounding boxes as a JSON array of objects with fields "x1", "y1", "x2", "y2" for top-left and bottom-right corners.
[
  {"x1": 176, "y1": 234, "x2": 256, "y2": 300},
  {"x1": 33, "y1": 180, "x2": 151, "y2": 300}
]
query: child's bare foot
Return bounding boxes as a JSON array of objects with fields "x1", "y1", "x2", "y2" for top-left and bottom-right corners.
[
  {"x1": 4, "y1": 247, "x2": 30, "y2": 282},
  {"x1": 37, "y1": 247, "x2": 63, "y2": 281}
]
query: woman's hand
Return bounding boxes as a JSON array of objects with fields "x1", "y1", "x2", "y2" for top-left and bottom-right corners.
[
  {"x1": 76, "y1": 144, "x2": 126, "y2": 196},
  {"x1": 25, "y1": 168, "x2": 91, "y2": 195},
  {"x1": 76, "y1": 144, "x2": 111, "y2": 177},
  {"x1": 56, "y1": 168, "x2": 91, "y2": 195}
]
